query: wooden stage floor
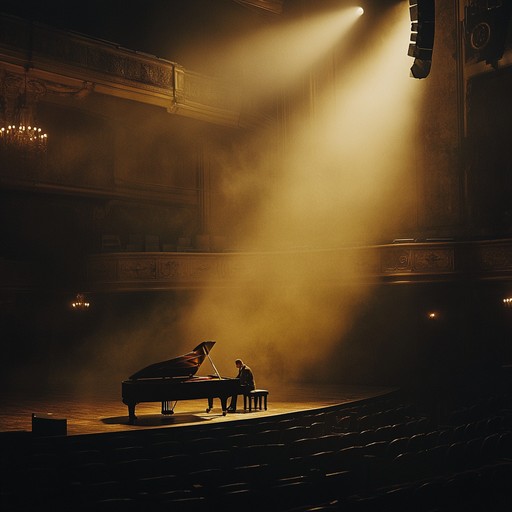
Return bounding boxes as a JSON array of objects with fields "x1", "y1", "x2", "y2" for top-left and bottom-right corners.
[{"x1": 0, "y1": 383, "x2": 396, "y2": 437}]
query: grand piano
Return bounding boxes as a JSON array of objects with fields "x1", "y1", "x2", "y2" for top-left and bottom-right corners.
[{"x1": 122, "y1": 341, "x2": 241, "y2": 424}]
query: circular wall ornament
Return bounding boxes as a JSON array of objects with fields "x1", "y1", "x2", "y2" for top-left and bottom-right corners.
[{"x1": 470, "y1": 21, "x2": 491, "y2": 50}]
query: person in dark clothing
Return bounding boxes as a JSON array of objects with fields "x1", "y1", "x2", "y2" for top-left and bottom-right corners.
[{"x1": 227, "y1": 358, "x2": 255, "y2": 412}]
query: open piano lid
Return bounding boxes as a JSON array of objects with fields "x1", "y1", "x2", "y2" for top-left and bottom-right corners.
[{"x1": 128, "y1": 341, "x2": 216, "y2": 380}]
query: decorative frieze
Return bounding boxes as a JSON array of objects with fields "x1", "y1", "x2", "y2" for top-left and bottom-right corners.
[
  {"x1": 85, "y1": 240, "x2": 512, "y2": 292},
  {"x1": 475, "y1": 241, "x2": 512, "y2": 271},
  {"x1": 382, "y1": 249, "x2": 412, "y2": 272},
  {"x1": 32, "y1": 25, "x2": 174, "y2": 91},
  {"x1": 0, "y1": 13, "x2": 245, "y2": 126},
  {"x1": 118, "y1": 258, "x2": 157, "y2": 280},
  {"x1": 381, "y1": 246, "x2": 454, "y2": 274},
  {"x1": 413, "y1": 248, "x2": 454, "y2": 272}
]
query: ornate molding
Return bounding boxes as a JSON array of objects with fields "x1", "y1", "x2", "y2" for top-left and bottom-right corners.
[
  {"x1": 474, "y1": 243, "x2": 512, "y2": 271},
  {"x1": 6, "y1": 239, "x2": 512, "y2": 293},
  {"x1": 381, "y1": 247, "x2": 454, "y2": 274},
  {"x1": 0, "y1": 70, "x2": 93, "y2": 104},
  {"x1": 0, "y1": 13, "x2": 246, "y2": 127},
  {"x1": 43, "y1": 79, "x2": 94, "y2": 98},
  {"x1": 85, "y1": 239, "x2": 512, "y2": 292},
  {"x1": 28, "y1": 23, "x2": 175, "y2": 92}
]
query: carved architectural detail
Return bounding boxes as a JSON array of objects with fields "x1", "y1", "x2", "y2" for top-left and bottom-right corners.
[
  {"x1": 85, "y1": 241, "x2": 512, "y2": 291},
  {"x1": 118, "y1": 258, "x2": 157, "y2": 280},
  {"x1": 477, "y1": 243, "x2": 512, "y2": 270},
  {"x1": 158, "y1": 258, "x2": 183, "y2": 279},
  {"x1": 413, "y1": 249, "x2": 454, "y2": 272},
  {"x1": 31, "y1": 27, "x2": 174, "y2": 91},
  {"x1": 44, "y1": 79, "x2": 94, "y2": 98},
  {"x1": 0, "y1": 13, "x2": 257, "y2": 127},
  {"x1": 187, "y1": 257, "x2": 215, "y2": 279},
  {"x1": 382, "y1": 249, "x2": 412, "y2": 272}
]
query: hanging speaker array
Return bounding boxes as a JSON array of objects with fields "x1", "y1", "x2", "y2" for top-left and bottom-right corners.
[{"x1": 408, "y1": 0, "x2": 435, "y2": 79}]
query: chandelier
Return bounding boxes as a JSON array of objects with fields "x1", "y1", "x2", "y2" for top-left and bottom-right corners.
[
  {"x1": 71, "y1": 293, "x2": 90, "y2": 310},
  {"x1": 0, "y1": 70, "x2": 48, "y2": 158}
]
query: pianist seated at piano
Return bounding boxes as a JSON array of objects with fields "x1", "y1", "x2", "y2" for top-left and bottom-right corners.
[
  {"x1": 227, "y1": 358, "x2": 255, "y2": 412},
  {"x1": 122, "y1": 341, "x2": 244, "y2": 423}
]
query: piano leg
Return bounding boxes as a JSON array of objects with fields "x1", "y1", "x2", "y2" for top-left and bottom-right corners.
[
  {"x1": 206, "y1": 397, "x2": 214, "y2": 413},
  {"x1": 128, "y1": 404, "x2": 137, "y2": 425},
  {"x1": 220, "y1": 396, "x2": 228, "y2": 416}
]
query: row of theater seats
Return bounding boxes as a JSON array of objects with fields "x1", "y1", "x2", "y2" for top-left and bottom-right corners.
[{"x1": 1, "y1": 390, "x2": 511, "y2": 511}]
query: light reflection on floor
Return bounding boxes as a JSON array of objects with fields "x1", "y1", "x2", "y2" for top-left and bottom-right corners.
[{"x1": 0, "y1": 383, "x2": 396, "y2": 436}]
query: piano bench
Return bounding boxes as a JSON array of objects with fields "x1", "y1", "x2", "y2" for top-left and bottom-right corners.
[{"x1": 244, "y1": 389, "x2": 269, "y2": 412}]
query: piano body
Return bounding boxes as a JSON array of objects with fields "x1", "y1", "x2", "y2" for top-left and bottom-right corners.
[{"x1": 122, "y1": 341, "x2": 241, "y2": 424}]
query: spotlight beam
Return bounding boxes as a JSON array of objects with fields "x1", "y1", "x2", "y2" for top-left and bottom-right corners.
[{"x1": 215, "y1": 6, "x2": 364, "y2": 100}]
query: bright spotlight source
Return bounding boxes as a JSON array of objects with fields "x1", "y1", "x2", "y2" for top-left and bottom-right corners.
[{"x1": 356, "y1": 7, "x2": 364, "y2": 16}]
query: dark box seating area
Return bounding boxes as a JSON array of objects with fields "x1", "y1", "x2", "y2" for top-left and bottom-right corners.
[{"x1": 1, "y1": 388, "x2": 511, "y2": 512}]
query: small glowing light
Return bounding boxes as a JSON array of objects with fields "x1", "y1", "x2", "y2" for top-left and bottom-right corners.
[
  {"x1": 356, "y1": 7, "x2": 364, "y2": 16},
  {"x1": 503, "y1": 298, "x2": 512, "y2": 308},
  {"x1": 71, "y1": 293, "x2": 90, "y2": 310},
  {"x1": 428, "y1": 312, "x2": 437, "y2": 319},
  {"x1": 0, "y1": 123, "x2": 48, "y2": 152}
]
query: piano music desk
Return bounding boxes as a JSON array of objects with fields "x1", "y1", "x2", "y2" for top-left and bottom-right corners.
[{"x1": 244, "y1": 389, "x2": 269, "y2": 412}]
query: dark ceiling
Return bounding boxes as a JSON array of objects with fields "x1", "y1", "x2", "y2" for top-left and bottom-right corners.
[
  {"x1": 0, "y1": 1, "x2": 283, "y2": 66},
  {"x1": 0, "y1": 1, "x2": 398, "y2": 72}
]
